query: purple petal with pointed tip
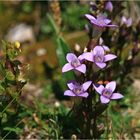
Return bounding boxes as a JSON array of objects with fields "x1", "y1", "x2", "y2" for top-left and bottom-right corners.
[
  {"x1": 83, "y1": 81, "x2": 92, "y2": 91},
  {"x1": 95, "y1": 62, "x2": 106, "y2": 69},
  {"x1": 85, "y1": 14, "x2": 96, "y2": 21},
  {"x1": 79, "y1": 92, "x2": 89, "y2": 98},
  {"x1": 91, "y1": 20, "x2": 106, "y2": 27},
  {"x1": 104, "y1": 54, "x2": 117, "y2": 62},
  {"x1": 64, "y1": 90, "x2": 76, "y2": 97},
  {"x1": 105, "y1": 81, "x2": 116, "y2": 92},
  {"x1": 75, "y1": 64, "x2": 86, "y2": 73},
  {"x1": 66, "y1": 53, "x2": 77, "y2": 63},
  {"x1": 102, "y1": 45, "x2": 110, "y2": 52},
  {"x1": 67, "y1": 82, "x2": 74, "y2": 90},
  {"x1": 100, "y1": 95, "x2": 110, "y2": 104},
  {"x1": 121, "y1": 16, "x2": 127, "y2": 24},
  {"x1": 106, "y1": 24, "x2": 118, "y2": 28},
  {"x1": 83, "y1": 52, "x2": 94, "y2": 62},
  {"x1": 62, "y1": 63, "x2": 73, "y2": 73},
  {"x1": 104, "y1": 19, "x2": 111, "y2": 24},
  {"x1": 93, "y1": 46, "x2": 105, "y2": 55},
  {"x1": 111, "y1": 93, "x2": 124, "y2": 99},
  {"x1": 78, "y1": 54, "x2": 84, "y2": 61},
  {"x1": 126, "y1": 18, "x2": 132, "y2": 27},
  {"x1": 93, "y1": 84, "x2": 104, "y2": 94}
]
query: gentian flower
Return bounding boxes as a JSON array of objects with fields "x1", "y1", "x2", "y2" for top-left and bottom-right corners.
[
  {"x1": 62, "y1": 53, "x2": 86, "y2": 73},
  {"x1": 64, "y1": 81, "x2": 92, "y2": 98},
  {"x1": 105, "y1": 1, "x2": 113, "y2": 12},
  {"x1": 83, "y1": 46, "x2": 117, "y2": 69},
  {"x1": 93, "y1": 81, "x2": 123, "y2": 104},
  {"x1": 121, "y1": 16, "x2": 132, "y2": 27},
  {"x1": 85, "y1": 14, "x2": 117, "y2": 28}
]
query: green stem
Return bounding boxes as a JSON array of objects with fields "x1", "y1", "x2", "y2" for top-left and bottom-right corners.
[
  {"x1": 2, "y1": 118, "x2": 24, "y2": 140},
  {"x1": 1, "y1": 97, "x2": 16, "y2": 115},
  {"x1": 106, "y1": 108, "x2": 109, "y2": 139}
]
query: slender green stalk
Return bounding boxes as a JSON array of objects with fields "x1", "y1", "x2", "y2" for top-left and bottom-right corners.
[
  {"x1": 1, "y1": 97, "x2": 16, "y2": 115},
  {"x1": 2, "y1": 118, "x2": 24, "y2": 140}
]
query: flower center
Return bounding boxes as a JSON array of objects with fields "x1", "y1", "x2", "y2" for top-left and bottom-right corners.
[
  {"x1": 102, "y1": 88, "x2": 112, "y2": 98},
  {"x1": 94, "y1": 55, "x2": 104, "y2": 63},
  {"x1": 97, "y1": 19, "x2": 106, "y2": 26},
  {"x1": 73, "y1": 85, "x2": 83, "y2": 95},
  {"x1": 71, "y1": 59, "x2": 81, "y2": 68}
]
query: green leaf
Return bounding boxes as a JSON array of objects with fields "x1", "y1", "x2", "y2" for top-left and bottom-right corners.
[
  {"x1": 1, "y1": 113, "x2": 7, "y2": 123},
  {"x1": 1, "y1": 40, "x2": 7, "y2": 53},
  {"x1": 47, "y1": 13, "x2": 75, "y2": 82},
  {"x1": 5, "y1": 70, "x2": 15, "y2": 81},
  {"x1": 56, "y1": 37, "x2": 71, "y2": 67},
  {"x1": 0, "y1": 83, "x2": 5, "y2": 95},
  {"x1": 94, "y1": 102, "x2": 108, "y2": 117},
  {"x1": 47, "y1": 13, "x2": 59, "y2": 35},
  {"x1": 0, "y1": 62, "x2": 5, "y2": 77},
  {"x1": 7, "y1": 49, "x2": 19, "y2": 60},
  {"x1": 4, "y1": 127, "x2": 22, "y2": 134},
  {"x1": 56, "y1": 37, "x2": 75, "y2": 81}
]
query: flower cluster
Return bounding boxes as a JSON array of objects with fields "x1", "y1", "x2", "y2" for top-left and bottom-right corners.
[{"x1": 62, "y1": 14, "x2": 123, "y2": 104}]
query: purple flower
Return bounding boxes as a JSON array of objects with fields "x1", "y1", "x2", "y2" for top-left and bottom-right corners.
[
  {"x1": 62, "y1": 53, "x2": 86, "y2": 73},
  {"x1": 93, "y1": 81, "x2": 123, "y2": 104},
  {"x1": 64, "y1": 81, "x2": 92, "y2": 98},
  {"x1": 105, "y1": 1, "x2": 113, "y2": 12},
  {"x1": 121, "y1": 16, "x2": 132, "y2": 27},
  {"x1": 83, "y1": 46, "x2": 117, "y2": 69},
  {"x1": 85, "y1": 14, "x2": 117, "y2": 28}
]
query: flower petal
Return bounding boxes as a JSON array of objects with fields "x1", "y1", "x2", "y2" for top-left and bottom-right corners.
[
  {"x1": 91, "y1": 21, "x2": 105, "y2": 27},
  {"x1": 83, "y1": 81, "x2": 92, "y2": 91},
  {"x1": 93, "y1": 84, "x2": 104, "y2": 94},
  {"x1": 104, "y1": 19, "x2": 111, "y2": 24},
  {"x1": 64, "y1": 90, "x2": 76, "y2": 97},
  {"x1": 78, "y1": 54, "x2": 84, "y2": 61},
  {"x1": 126, "y1": 18, "x2": 132, "y2": 27},
  {"x1": 78, "y1": 92, "x2": 89, "y2": 98},
  {"x1": 75, "y1": 64, "x2": 86, "y2": 73},
  {"x1": 93, "y1": 46, "x2": 104, "y2": 55},
  {"x1": 104, "y1": 54, "x2": 117, "y2": 62},
  {"x1": 100, "y1": 95, "x2": 110, "y2": 104},
  {"x1": 102, "y1": 45, "x2": 110, "y2": 52},
  {"x1": 121, "y1": 16, "x2": 127, "y2": 24},
  {"x1": 83, "y1": 52, "x2": 94, "y2": 62},
  {"x1": 106, "y1": 24, "x2": 118, "y2": 28},
  {"x1": 85, "y1": 14, "x2": 96, "y2": 21},
  {"x1": 105, "y1": 81, "x2": 116, "y2": 92},
  {"x1": 66, "y1": 53, "x2": 77, "y2": 63},
  {"x1": 95, "y1": 62, "x2": 106, "y2": 69},
  {"x1": 111, "y1": 93, "x2": 124, "y2": 99},
  {"x1": 105, "y1": 1, "x2": 113, "y2": 12},
  {"x1": 62, "y1": 63, "x2": 73, "y2": 73},
  {"x1": 67, "y1": 82, "x2": 74, "y2": 90}
]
